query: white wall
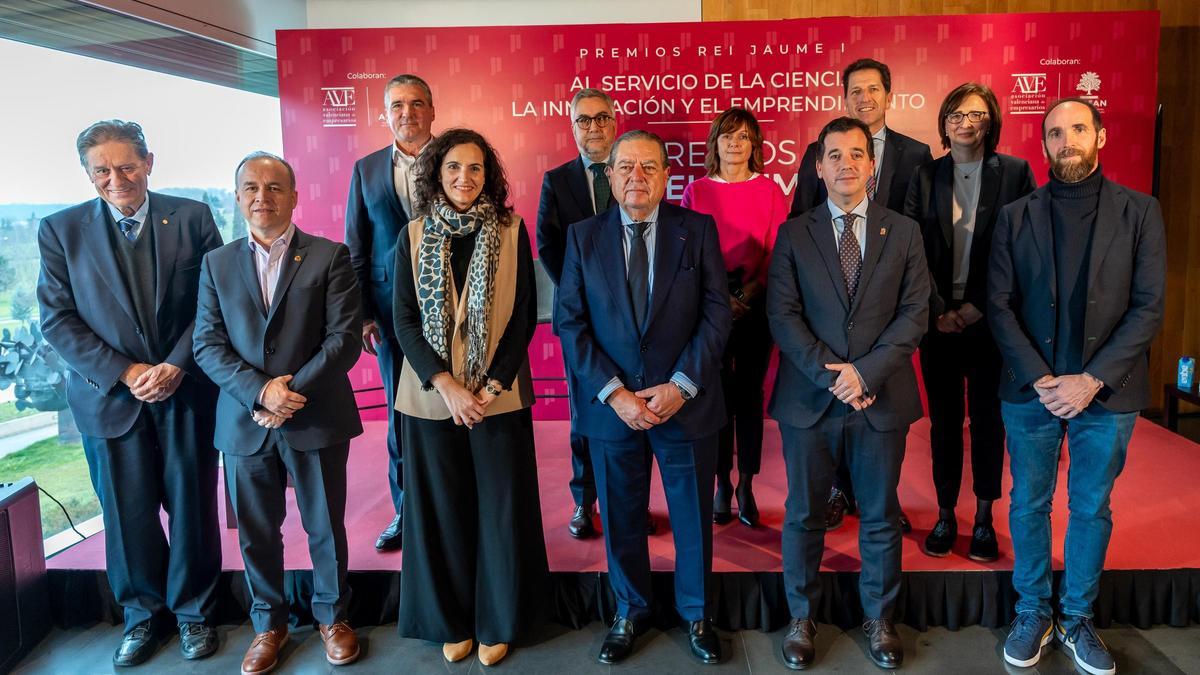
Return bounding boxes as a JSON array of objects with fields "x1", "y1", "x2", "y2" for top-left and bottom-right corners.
[{"x1": 305, "y1": 0, "x2": 700, "y2": 28}]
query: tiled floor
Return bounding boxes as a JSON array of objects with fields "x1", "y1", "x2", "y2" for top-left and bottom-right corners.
[{"x1": 14, "y1": 619, "x2": 1199, "y2": 674}]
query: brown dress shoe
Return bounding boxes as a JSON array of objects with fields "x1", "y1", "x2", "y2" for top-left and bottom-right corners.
[
  {"x1": 781, "y1": 618, "x2": 817, "y2": 670},
  {"x1": 863, "y1": 618, "x2": 903, "y2": 669},
  {"x1": 241, "y1": 628, "x2": 288, "y2": 675},
  {"x1": 319, "y1": 621, "x2": 360, "y2": 665}
]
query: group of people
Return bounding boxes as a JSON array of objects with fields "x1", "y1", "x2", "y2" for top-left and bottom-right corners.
[{"x1": 35, "y1": 54, "x2": 1163, "y2": 675}]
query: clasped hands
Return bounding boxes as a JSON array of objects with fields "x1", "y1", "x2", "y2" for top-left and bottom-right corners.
[
  {"x1": 610, "y1": 383, "x2": 685, "y2": 431},
  {"x1": 1033, "y1": 372, "x2": 1103, "y2": 419},
  {"x1": 121, "y1": 362, "x2": 184, "y2": 403},
  {"x1": 825, "y1": 362, "x2": 876, "y2": 411},
  {"x1": 432, "y1": 372, "x2": 505, "y2": 429},
  {"x1": 936, "y1": 302, "x2": 983, "y2": 334},
  {"x1": 252, "y1": 374, "x2": 307, "y2": 429}
]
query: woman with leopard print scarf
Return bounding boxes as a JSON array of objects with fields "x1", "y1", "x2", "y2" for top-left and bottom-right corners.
[{"x1": 390, "y1": 128, "x2": 547, "y2": 667}]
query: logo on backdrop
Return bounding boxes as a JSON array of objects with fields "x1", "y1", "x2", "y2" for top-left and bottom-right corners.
[
  {"x1": 322, "y1": 86, "x2": 356, "y2": 128},
  {"x1": 1009, "y1": 73, "x2": 1048, "y2": 116},
  {"x1": 1075, "y1": 71, "x2": 1107, "y2": 111}
]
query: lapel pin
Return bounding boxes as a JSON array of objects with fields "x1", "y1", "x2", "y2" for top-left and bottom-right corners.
[
  {"x1": 294, "y1": 255, "x2": 302, "y2": 262},
  {"x1": 161, "y1": 219, "x2": 168, "y2": 224},
  {"x1": 879, "y1": 227, "x2": 887, "y2": 235}
]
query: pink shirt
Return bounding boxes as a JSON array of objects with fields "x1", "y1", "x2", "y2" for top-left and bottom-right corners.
[{"x1": 680, "y1": 174, "x2": 788, "y2": 285}]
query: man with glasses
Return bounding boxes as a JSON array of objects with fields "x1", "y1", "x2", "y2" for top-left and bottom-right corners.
[
  {"x1": 345, "y1": 73, "x2": 436, "y2": 552},
  {"x1": 538, "y1": 89, "x2": 655, "y2": 538},
  {"x1": 37, "y1": 120, "x2": 224, "y2": 666}
]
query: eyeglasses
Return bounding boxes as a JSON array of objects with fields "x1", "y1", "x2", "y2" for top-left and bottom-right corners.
[
  {"x1": 946, "y1": 111, "x2": 989, "y2": 125},
  {"x1": 575, "y1": 114, "x2": 614, "y2": 129}
]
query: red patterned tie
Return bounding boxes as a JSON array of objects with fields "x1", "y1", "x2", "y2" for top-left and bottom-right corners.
[
  {"x1": 866, "y1": 172, "x2": 877, "y2": 201},
  {"x1": 838, "y1": 214, "x2": 862, "y2": 299}
]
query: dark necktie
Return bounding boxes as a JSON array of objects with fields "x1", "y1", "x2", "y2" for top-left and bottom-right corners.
[
  {"x1": 838, "y1": 213, "x2": 862, "y2": 300},
  {"x1": 117, "y1": 217, "x2": 138, "y2": 242},
  {"x1": 626, "y1": 221, "x2": 649, "y2": 328},
  {"x1": 589, "y1": 162, "x2": 611, "y2": 215}
]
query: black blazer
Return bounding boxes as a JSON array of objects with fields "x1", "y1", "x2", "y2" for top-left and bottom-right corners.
[
  {"x1": 537, "y1": 155, "x2": 616, "y2": 286},
  {"x1": 904, "y1": 152, "x2": 1036, "y2": 319},
  {"x1": 345, "y1": 145, "x2": 409, "y2": 340},
  {"x1": 555, "y1": 202, "x2": 731, "y2": 442},
  {"x1": 36, "y1": 193, "x2": 222, "y2": 438},
  {"x1": 767, "y1": 202, "x2": 930, "y2": 431},
  {"x1": 789, "y1": 127, "x2": 933, "y2": 218},
  {"x1": 193, "y1": 228, "x2": 364, "y2": 454},
  {"x1": 987, "y1": 177, "x2": 1166, "y2": 412}
]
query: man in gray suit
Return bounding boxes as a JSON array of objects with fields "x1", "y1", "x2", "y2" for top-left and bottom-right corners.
[
  {"x1": 193, "y1": 152, "x2": 363, "y2": 674},
  {"x1": 768, "y1": 117, "x2": 929, "y2": 670}
]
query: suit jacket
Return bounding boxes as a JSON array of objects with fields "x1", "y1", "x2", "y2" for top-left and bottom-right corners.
[
  {"x1": 37, "y1": 193, "x2": 222, "y2": 438},
  {"x1": 987, "y1": 177, "x2": 1166, "y2": 412},
  {"x1": 904, "y1": 152, "x2": 1036, "y2": 320},
  {"x1": 537, "y1": 156, "x2": 616, "y2": 286},
  {"x1": 193, "y1": 227, "x2": 364, "y2": 454},
  {"x1": 767, "y1": 202, "x2": 930, "y2": 430},
  {"x1": 345, "y1": 145, "x2": 408, "y2": 340},
  {"x1": 789, "y1": 128, "x2": 933, "y2": 218},
  {"x1": 555, "y1": 202, "x2": 732, "y2": 442}
]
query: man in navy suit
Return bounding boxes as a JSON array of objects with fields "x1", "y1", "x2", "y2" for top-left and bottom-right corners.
[
  {"x1": 539, "y1": 88, "x2": 659, "y2": 539},
  {"x1": 769, "y1": 117, "x2": 929, "y2": 670},
  {"x1": 556, "y1": 130, "x2": 731, "y2": 665},
  {"x1": 37, "y1": 120, "x2": 223, "y2": 666},
  {"x1": 344, "y1": 73, "x2": 435, "y2": 551},
  {"x1": 788, "y1": 58, "x2": 931, "y2": 534},
  {"x1": 194, "y1": 152, "x2": 364, "y2": 674}
]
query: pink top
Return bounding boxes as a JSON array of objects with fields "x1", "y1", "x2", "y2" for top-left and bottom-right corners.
[{"x1": 680, "y1": 174, "x2": 789, "y2": 285}]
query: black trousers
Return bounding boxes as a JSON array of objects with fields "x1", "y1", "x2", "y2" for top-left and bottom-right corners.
[
  {"x1": 398, "y1": 408, "x2": 549, "y2": 644},
  {"x1": 780, "y1": 405, "x2": 906, "y2": 620},
  {"x1": 375, "y1": 335, "x2": 404, "y2": 514},
  {"x1": 225, "y1": 436, "x2": 350, "y2": 633},
  {"x1": 920, "y1": 322, "x2": 1005, "y2": 509},
  {"x1": 717, "y1": 300, "x2": 772, "y2": 477},
  {"x1": 564, "y1": 363, "x2": 595, "y2": 508},
  {"x1": 81, "y1": 396, "x2": 220, "y2": 631}
]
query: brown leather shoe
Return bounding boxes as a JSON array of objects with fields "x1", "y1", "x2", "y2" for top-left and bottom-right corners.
[
  {"x1": 241, "y1": 628, "x2": 288, "y2": 675},
  {"x1": 781, "y1": 618, "x2": 817, "y2": 670},
  {"x1": 318, "y1": 621, "x2": 360, "y2": 666},
  {"x1": 863, "y1": 618, "x2": 903, "y2": 669}
]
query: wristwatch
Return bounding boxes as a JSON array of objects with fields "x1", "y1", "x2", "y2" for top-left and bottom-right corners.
[
  {"x1": 673, "y1": 381, "x2": 693, "y2": 401},
  {"x1": 484, "y1": 381, "x2": 503, "y2": 397}
]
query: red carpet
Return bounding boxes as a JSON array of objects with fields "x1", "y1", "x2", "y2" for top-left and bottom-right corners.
[{"x1": 47, "y1": 417, "x2": 1200, "y2": 574}]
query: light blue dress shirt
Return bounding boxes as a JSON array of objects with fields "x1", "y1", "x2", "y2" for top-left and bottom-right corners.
[{"x1": 107, "y1": 196, "x2": 149, "y2": 239}]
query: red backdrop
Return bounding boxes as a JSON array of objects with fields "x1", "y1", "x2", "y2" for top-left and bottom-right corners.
[{"x1": 275, "y1": 12, "x2": 1160, "y2": 419}]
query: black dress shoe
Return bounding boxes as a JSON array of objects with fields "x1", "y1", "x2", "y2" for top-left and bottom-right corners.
[
  {"x1": 781, "y1": 618, "x2": 817, "y2": 670},
  {"x1": 898, "y1": 510, "x2": 912, "y2": 533},
  {"x1": 863, "y1": 618, "x2": 903, "y2": 669},
  {"x1": 179, "y1": 622, "x2": 218, "y2": 660},
  {"x1": 824, "y1": 488, "x2": 849, "y2": 531},
  {"x1": 688, "y1": 619, "x2": 721, "y2": 664},
  {"x1": 569, "y1": 504, "x2": 596, "y2": 539},
  {"x1": 713, "y1": 479, "x2": 733, "y2": 525},
  {"x1": 113, "y1": 621, "x2": 164, "y2": 667},
  {"x1": 598, "y1": 617, "x2": 637, "y2": 664},
  {"x1": 968, "y1": 523, "x2": 1000, "y2": 562},
  {"x1": 922, "y1": 518, "x2": 956, "y2": 557},
  {"x1": 375, "y1": 513, "x2": 403, "y2": 551},
  {"x1": 736, "y1": 482, "x2": 759, "y2": 528},
  {"x1": 646, "y1": 509, "x2": 657, "y2": 535}
]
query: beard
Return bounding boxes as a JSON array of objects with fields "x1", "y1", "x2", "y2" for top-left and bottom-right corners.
[{"x1": 1049, "y1": 144, "x2": 1099, "y2": 183}]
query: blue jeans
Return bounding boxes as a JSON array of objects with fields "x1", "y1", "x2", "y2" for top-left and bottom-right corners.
[{"x1": 1003, "y1": 399, "x2": 1135, "y2": 619}]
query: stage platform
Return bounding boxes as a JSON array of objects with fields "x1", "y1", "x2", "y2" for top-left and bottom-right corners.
[{"x1": 45, "y1": 418, "x2": 1200, "y2": 632}]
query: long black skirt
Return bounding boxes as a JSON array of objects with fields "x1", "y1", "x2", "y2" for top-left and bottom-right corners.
[{"x1": 397, "y1": 407, "x2": 549, "y2": 644}]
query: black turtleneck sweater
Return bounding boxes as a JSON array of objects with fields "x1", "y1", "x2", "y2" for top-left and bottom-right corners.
[{"x1": 1049, "y1": 166, "x2": 1103, "y2": 375}]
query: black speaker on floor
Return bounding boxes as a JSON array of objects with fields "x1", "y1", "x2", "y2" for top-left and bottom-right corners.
[{"x1": 0, "y1": 478, "x2": 50, "y2": 673}]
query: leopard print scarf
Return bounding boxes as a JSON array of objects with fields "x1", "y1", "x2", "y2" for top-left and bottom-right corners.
[{"x1": 418, "y1": 195, "x2": 501, "y2": 392}]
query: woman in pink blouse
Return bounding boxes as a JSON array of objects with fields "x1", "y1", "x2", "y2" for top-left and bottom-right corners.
[{"x1": 681, "y1": 107, "x2": 788, "y2": 527}]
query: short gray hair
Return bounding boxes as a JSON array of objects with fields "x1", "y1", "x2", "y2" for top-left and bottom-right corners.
[
  {"x1": 571, "y1": 88, "x2": 614, "y2": 117},
  {"x1": 385, "y1": 73, "x2": 433, "y2": 106},
  {"x1": 609, "y1": 129, "x2": 669, "y2": 167},
  {"x1": 235, "y1": 151, "x2": 296, "y2": 190},
  {"x1": 76, "y1": 120, "x2": 148, "y2": 166}
]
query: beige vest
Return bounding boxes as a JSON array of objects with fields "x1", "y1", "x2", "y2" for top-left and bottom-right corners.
[{"x1": 394, "y1": 214, "x2": 535, "y2": 420}]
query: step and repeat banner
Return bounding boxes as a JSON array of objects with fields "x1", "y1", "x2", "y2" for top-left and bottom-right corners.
[{"x1": 276, "y1": 11, "x2": 1160, "y2": 419}]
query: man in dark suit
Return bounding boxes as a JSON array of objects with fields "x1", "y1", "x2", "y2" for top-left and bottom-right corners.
[
  {"x1": 37, "y1": 120, "x2": 223, "y2": 666},
  {"x1": 344, "y1": 73, "x2": 435, "y2": 551},
  {"x1": 991, "y1": 99, "x2": 1165, "y2": 675},
  {"x1": 556, "y1": 130, "x2": 731, "y2": 665},
  {"x1": 789, "y1": 58, "x2": 931, "y2": 532},
  {"x1": 539, "y1": 88, "x2": 657, "y2": 539},
  {"x1": 194, "y1": 152, "x2": 364, "y2": 674},
  {"x1": 769, "y1": 117, "x2": 929, "y2": 670},
  {"x1": 904, "y1": 82, "x2": 1037, "y2": 562}
]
